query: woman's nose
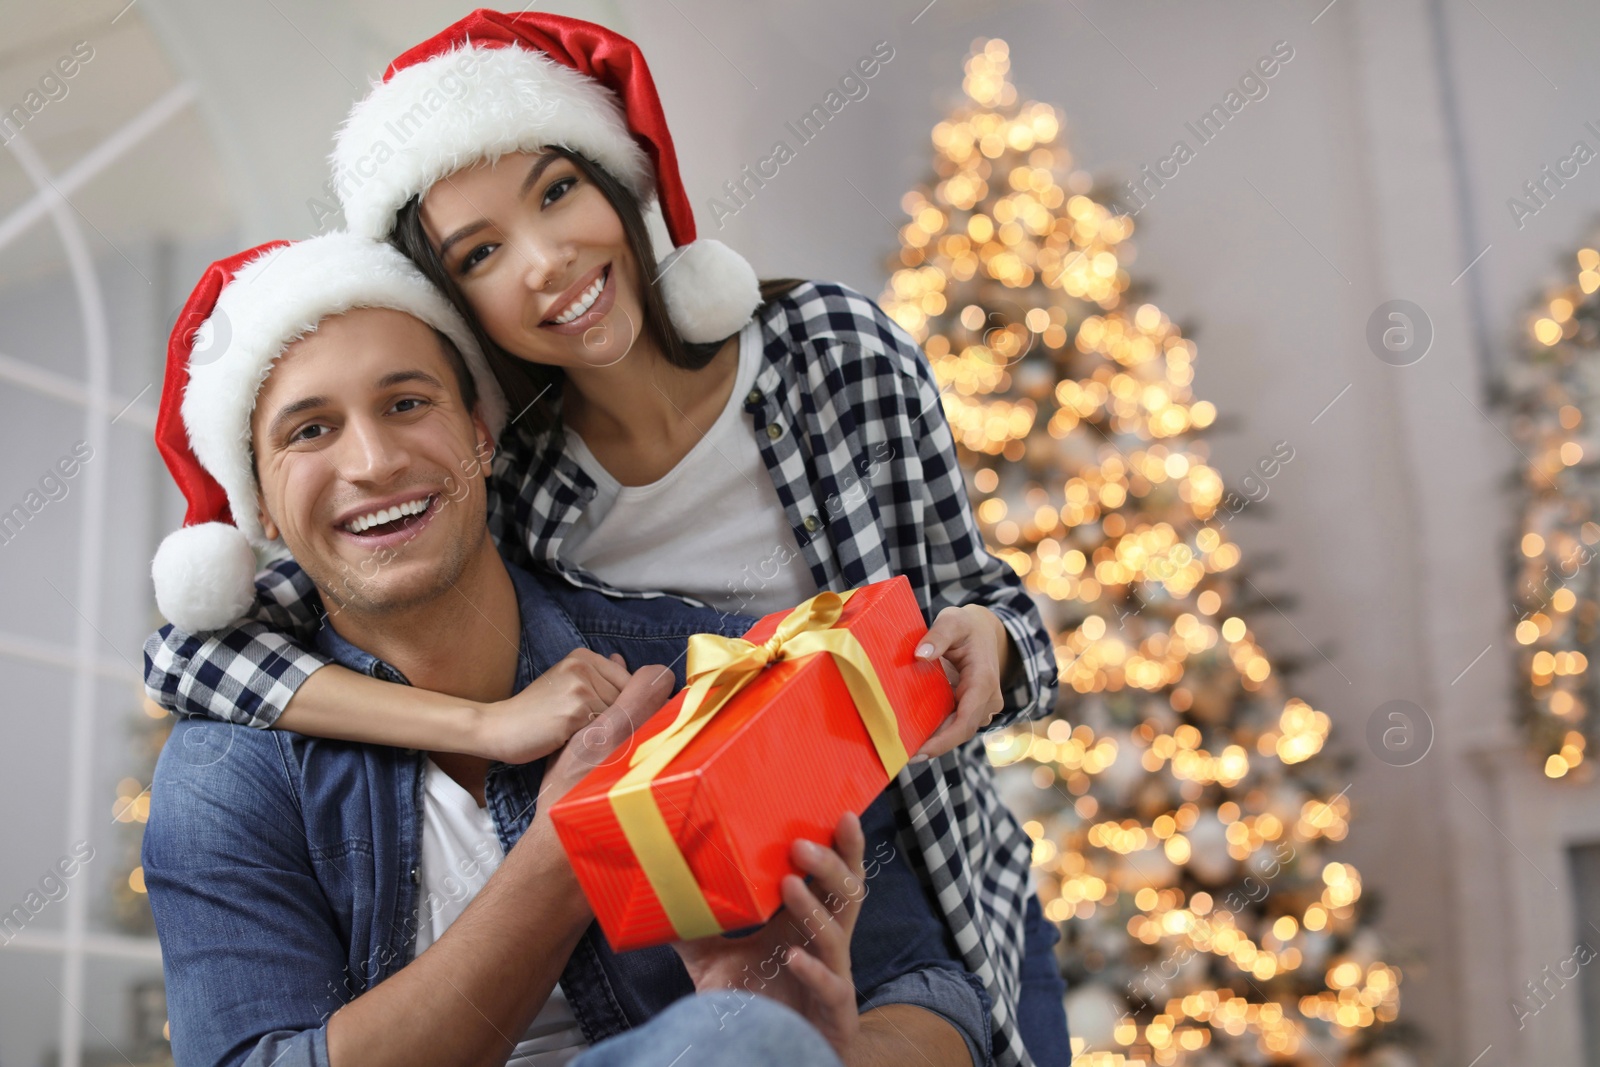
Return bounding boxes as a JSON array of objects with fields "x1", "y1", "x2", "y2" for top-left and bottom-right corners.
[{"x1": 514, "y1": 233, "x2": 574, "y2": 293}]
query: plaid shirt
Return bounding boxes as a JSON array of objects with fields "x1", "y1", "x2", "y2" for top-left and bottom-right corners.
[{"x1": 143, "y1": 281, "x2": 1059, "y2": 1067}]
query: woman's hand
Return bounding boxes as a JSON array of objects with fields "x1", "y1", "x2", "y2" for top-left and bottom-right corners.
[
  {"x1": 671, "y1": 813, "x2": 868, "y2": 1060},
  {"x1": 473, "y1": 649, "x2": 636, "y2": 764},
  {"x1": 536, "y1": 661, "x2": 676, "y2": 808},
  {"x1": 913, "y1": 604, "x2": 1016, "y2": 760}
]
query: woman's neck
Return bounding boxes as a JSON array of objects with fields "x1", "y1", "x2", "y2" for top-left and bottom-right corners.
[{"x1": 562, "y1": 332, "x2": 741, "y2": 486}]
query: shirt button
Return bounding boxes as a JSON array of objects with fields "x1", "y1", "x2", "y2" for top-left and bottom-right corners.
[
  {"x1": 766, "y1": 422, "x2": 783, "y2": 440},
  {"x1": 409, "y1": 867, "x2": 420, "y2": 886},
  {"x1": 804, "y1": 515, "x2": 821, "y2": 532},
  {"x1": 746, "y1": 388, "x2": 763, "y2": 405}
]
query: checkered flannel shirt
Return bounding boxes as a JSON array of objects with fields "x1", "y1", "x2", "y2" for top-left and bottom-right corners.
[{"x1": 143, "y1": 281, "x2": 1060, "y2": 1067}]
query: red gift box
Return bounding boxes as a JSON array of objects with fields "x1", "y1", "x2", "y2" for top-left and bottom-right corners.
[{"x1": 549, "y1": 576, "x2": 954, "y2": 951}]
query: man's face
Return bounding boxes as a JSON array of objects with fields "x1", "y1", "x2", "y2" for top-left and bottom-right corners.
[{"x1": 251, "y1": 307, "x2": 493, "y2": 617}]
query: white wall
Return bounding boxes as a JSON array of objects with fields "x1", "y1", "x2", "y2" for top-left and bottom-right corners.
[{"x1": 9, "y1": 1, "x2": 1600, "y2": 1063}]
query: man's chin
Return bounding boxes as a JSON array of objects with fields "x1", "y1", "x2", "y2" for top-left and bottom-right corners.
[
  {"x1": 308, "y1": 542, "x2": 465, "y2": 620},
  {"x1": 318, "y1": 566, "x2": 456, "y2": 620}
]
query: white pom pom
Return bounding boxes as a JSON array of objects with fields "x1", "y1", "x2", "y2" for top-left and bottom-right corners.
[
  {"x1": 658, "y1": 239, "x2": 761, "y2": 344},
  {"x1": 151, "y1": 523, "x2": 258, "y2": 633}
]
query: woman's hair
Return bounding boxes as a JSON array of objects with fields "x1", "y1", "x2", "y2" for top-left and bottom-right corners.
[{"x1": 391, "y1": 147, "x2": 801, "y2": 435}]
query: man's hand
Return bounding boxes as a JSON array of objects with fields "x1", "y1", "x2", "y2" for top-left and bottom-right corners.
[
  {"x1": 537, "y1": 661, "x2": 676, "y2": 807},
  {"x1": 913, "y1": 604, "x2": 1016, "y2": 760},
  {"x1": 672, "y1": 813, "x2": 869, "y2": 1060},
  {"x1": 323, "y1": 666, "x2": 675, "y2": 1067},
  {"x1": 473, "y1": 649, "x2": 635, "y2": 764}
]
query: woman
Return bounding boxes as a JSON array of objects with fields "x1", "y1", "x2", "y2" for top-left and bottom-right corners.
[{"x1": 145, "y1": 11, "x2": 1066, "y2": 1066}]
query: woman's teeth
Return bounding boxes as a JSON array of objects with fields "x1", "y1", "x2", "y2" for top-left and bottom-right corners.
[
  {"x1": 551, "y1": 270, "x2": 606, "y2": 324},
  {"x1": 345, "y1": 496, "x2": 432, "y2": 534}
]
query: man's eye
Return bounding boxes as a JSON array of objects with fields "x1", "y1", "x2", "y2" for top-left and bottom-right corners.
[
  {"x1": 392, "y1": 398, "x2": 426, "y2": 414},
  {"x1": 543, "y1": 176, "x2": 578, "y2": 207},
  {"x1": 290, "y1": 424, "x2": 328, "y2": 443}
]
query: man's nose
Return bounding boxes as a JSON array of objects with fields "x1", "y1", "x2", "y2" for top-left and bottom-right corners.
[{"x1": 338, "y1": 415, "x2": 408, "y2": 484}]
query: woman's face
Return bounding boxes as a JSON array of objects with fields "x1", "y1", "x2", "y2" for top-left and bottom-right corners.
[{"x1": 419, "y1": 150, "x2": 646, "y2": 371}]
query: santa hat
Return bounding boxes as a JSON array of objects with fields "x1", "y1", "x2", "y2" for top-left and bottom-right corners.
[
  {"x1": 331, "y1": 9, "x2": 760, "y2": 344},
  {"x1": 151, "y1": 233, "x2": 509, "y2": 633}
]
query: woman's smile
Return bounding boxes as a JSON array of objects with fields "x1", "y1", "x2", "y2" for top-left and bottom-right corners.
[{"x1": 539, "y1": 263, "x2": 615, "y2": 334}]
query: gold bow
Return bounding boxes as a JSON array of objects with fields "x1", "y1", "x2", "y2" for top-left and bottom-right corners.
[{"x1": 607, "y1": 589, "x2": 911, "y2": 940}]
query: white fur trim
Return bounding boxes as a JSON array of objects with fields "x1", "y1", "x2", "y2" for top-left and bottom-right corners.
[
  {"x1": 657, "y1": 240, "x2": 761, "y2": 343},
  {"x1": 180, "y1": 233, "x2": 507, "y2": 545},
  {"x1": 333, "y1": 44, "x2": 654, "y2": 239},
  {"x1": 152, "y1": 522, "x2": 258, "y2": 632}
]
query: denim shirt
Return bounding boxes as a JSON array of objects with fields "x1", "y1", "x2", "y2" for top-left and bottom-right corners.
[{"x1": 144, "y1": 562, "x2": 990, "y2": 1067}]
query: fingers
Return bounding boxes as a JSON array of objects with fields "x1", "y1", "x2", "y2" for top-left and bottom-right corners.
[
  {"x1": 832, "y1": 810, "x2": 866, "y2": 875},
  {"x1": 609, "y1": 663, "x2": 676, "y2": 728},
  {"x1": 563, "y1": 666, "x2": 666, "y2": 771},
  {"x1": 914, "y1": 606, "x2": 965, "y2": 663},
  {"x1": 913, "y1": 624, "x2": 1004, "y2": 758},
  {"x1": 915, "y1": 713, "x2": 960, "y2": 764},
  {"x1": 786, "y1": 813, "x2": 867, "y2": 973},
  {"x1": 953, "y1": 665, "x2": 1004, "y2": 729},
  {"x1": 914, "y1": 684, "x2": 1001, "y2": 758},
  {"x1": 782, "y1": 941, "x2": 856, "y2": 1026},
  {"x1": 915, "y1": 705, "x2": 979, "y2": 759},
  {"x1": 565, "y1": 648, "x2": 633, "y2": 698}
]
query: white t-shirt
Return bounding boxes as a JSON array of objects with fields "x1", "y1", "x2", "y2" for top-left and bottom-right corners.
[
  {"x1": 413, "y1": 759, "x2": 587, "y2": 1066},
  {"x1": 562, "y1": 318, "x2": 819, "y2": 619}
]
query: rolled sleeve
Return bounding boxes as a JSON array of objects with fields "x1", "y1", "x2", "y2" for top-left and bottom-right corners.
[
  {"x1": 987, "y1": 596, "x2": 1060, "y2": 728},
  {"x1": 239, "y1": 1029, "x2": 330, "y2": 1067},
  {"x1": 859, "y1": 965, "x2": 993, "y2": 1067}
]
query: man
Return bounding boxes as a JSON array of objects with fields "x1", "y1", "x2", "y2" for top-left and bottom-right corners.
[{"x1": 142, "y1": 234, "x2": 989, "y2": 1067}]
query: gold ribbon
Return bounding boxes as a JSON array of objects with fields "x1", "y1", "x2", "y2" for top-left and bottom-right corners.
[{"x1": 607, "y1": 588, "x2": 911, "y2": 940}]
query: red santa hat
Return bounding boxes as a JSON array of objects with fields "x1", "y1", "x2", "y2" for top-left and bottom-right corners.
[
  {"x1": 151, "y1": 232, "x2": 509, "y2": 633},
  {"x1": 331, "y1": 9, "x2": 760, "y2": 345}
]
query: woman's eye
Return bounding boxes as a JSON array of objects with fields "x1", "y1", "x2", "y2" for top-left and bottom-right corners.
[
  {"x1": 542, "y1": 176, "x2": 578, "y2": 207},
  {"x1": 459, "y1": 243, "x2": 495, "y2": 273},
  {"x1": 392, "y1": 398, "x2": 426, "y2": 414}
]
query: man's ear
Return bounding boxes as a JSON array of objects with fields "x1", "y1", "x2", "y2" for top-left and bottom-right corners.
[
  {"x1": 257, "y1": 489, "x2": 280, "y2": 542},
  {"x1": 472, "y1": 412, "x2": 495, "y2": 466}
]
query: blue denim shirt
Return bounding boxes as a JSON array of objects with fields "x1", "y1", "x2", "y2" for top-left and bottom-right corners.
[{"x1": 144, "y1": 562, "x2": 990, "y2": 1067}]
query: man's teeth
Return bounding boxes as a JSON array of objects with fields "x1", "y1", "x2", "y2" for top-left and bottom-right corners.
[
  {"x1": 552, "y1": 271, "x2": 605, "y2": 324},
  {"x1": 346, "y1": 496, "x2": 431, "y2": 533}
]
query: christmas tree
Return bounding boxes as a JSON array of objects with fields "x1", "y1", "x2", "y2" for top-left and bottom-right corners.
[
  {"x1": 111, "y1": 698, "x2": 172, "y2": 936},
  {"x1": 1507, "y1": 244, "x2": 1600, "y2": 780},
  {"x1": 106, "y1": 696, "x2": 176, "y2": 1063},
  {"x1": 878, "y1": 40, "x2": 1406, "y2": 1065}
]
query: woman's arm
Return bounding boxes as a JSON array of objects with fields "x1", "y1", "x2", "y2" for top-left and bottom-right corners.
[
  {"x1": 275, "y1": 648, "x2": 634, "y2": 763},
  {"x1": 143, "y1": 558, "x2": 330, "y2": 728},
  {"x1": 144, "y1": 555, "x2": 632, "y2": 763}
]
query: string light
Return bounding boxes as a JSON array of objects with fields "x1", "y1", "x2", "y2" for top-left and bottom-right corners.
[
  {"x1": 893, "y1": 38, "x2": 1405, "y2": 1064},
  {"x1": 1510, "y1": 246, "x2": 1600, "y2": 778}
]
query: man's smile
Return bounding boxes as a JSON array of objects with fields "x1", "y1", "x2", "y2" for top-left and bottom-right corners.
[{"x1": 336, "y1": 491, "x2": 439, "y2": 543}]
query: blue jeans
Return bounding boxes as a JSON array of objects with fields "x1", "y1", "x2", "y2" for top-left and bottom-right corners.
[
  {"x1": 573, "y1": 992, "x2": 843, "y2": 1067},
  {"x1": 1016, "y1": 895, "x2": 1071, "y2": 1067},
  {"x1": 574, "y1": 934, "x2": 1049, "y2": 1067}
]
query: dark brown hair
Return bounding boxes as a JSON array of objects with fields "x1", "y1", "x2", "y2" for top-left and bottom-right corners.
[{"x1": 392, "y1": 147, "x2": 801, "y2": 435}]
